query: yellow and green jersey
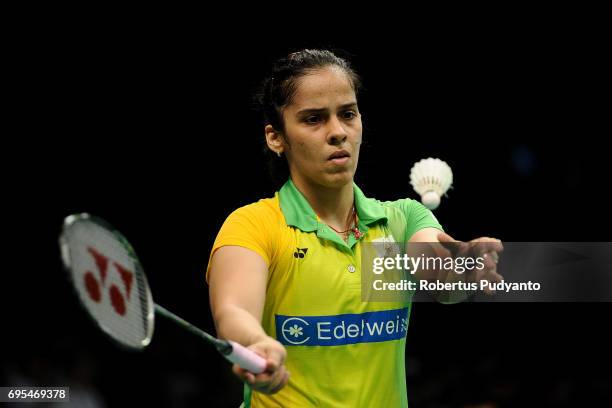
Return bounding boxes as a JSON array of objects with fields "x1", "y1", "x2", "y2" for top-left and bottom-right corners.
[{"x1": 207, "y1": 179, "x2": 443, "y2": 407}]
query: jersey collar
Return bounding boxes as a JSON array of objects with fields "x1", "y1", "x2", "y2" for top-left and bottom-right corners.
[{"x1": 278, "y1": 179, "x2": 387, "y2": 247}]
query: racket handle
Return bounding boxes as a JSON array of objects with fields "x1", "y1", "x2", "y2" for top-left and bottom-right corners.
[{"x1": 226, "y1": 340, "x2": 267, "y2": 374}]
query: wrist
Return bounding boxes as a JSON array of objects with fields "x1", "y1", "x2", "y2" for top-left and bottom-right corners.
[{"x1": 246, "y1": 331, "x2": 270, "y2": 346}]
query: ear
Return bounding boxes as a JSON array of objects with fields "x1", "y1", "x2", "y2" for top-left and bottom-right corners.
[{"x1": 265, "y1": 124, "x2": 285, "y2": 155}]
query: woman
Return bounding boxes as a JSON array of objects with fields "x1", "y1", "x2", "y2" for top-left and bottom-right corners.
[{"x1": 207, "y1": 49, "x2": 502, "y2": 407}]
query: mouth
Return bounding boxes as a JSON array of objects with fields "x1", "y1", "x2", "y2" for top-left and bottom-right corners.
[
  {"x1": 328, "y1": 150, "x2": 351, "y2": 166},
  {"x1": 328, "y1": 150, "x2": 351, "y2": 161}
]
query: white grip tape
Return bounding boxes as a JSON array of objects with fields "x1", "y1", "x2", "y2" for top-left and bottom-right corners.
[{"x1": 226, "y1": 340, "x2": 267, "y2": 374}]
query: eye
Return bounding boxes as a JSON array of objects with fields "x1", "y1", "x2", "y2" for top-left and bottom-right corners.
[
  {"x1": 341, "y1": 110, "x2": 358, "y2": 120},
  {"x1": 304, "y1": 115, "x2": 322, "y2": 124}
]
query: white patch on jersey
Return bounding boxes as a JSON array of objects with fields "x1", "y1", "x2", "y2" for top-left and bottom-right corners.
[{"x1": 372, "y1": 235, "x2": 401, "y2": 258}]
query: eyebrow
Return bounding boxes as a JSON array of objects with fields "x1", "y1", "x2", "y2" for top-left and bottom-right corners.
[{"x1": 296, "y1": 102, "x2": 358, "y2": 116}]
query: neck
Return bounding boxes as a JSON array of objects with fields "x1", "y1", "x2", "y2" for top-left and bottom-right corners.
[{"x1": 290, "y1": 176, "x2": 355, "y2": 230}]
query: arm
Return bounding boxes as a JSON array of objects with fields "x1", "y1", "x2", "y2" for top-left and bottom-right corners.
[{"x1": 208, "y1": 245, "x2": 289, "y2": 394}]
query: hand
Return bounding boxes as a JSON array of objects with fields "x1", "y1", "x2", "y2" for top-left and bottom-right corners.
[
  {"x1": 438, "y1": 232, "x2": 504, "y2": 295},
  {"x1": 232, "y1": 336, "x2": 289, "y2": 394}
]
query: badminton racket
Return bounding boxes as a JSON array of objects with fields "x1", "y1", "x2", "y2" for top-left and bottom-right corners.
[{"x1": 58, "y1": 213, "x2": 266, "y2": 373}]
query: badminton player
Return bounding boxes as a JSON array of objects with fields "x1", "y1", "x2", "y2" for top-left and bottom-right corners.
[{"x1": 206, "y1": 49, "x2": 502, "y2": 407}]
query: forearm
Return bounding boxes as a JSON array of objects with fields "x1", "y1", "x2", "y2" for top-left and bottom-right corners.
[
  {"x1": 214, "y1": 303, "x2": 269, "y2": 346},
  {"x1": 208, "y1": 246, "x2": 270, "y2": 346}
]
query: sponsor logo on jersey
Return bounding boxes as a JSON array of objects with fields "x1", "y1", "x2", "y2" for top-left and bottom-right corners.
[{"x1": 276, "y1": 307, "x2": 409, "y2": 346}]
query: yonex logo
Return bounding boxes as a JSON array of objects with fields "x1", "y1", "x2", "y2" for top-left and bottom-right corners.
[
  {"x1": 84, "y1": 246, "x2": 134, "y2": 317},
  {"x1": 293, "y1": 248, "x2": 308, "y2": 259},
  {"x1": 276, "y1": 308, "x2": 409, "y2": 346}
]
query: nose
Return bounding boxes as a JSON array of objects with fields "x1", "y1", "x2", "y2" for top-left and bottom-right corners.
[{"x1": 326, "y1": 116, "x2": 348, "y2": 145}]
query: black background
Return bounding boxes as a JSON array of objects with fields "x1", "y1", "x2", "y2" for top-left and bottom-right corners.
[{"x1": 3, "y1": 20, "x2": 611, "y2": 408}]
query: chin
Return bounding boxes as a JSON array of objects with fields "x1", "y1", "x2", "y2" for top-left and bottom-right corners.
[{"x1": 320, "y1": 171, "x2": 354, "y2": 188}]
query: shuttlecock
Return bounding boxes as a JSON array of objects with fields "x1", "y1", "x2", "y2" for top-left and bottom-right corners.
[{"x1": 410, "y1": 158, "x2": 453, "y2": 210}]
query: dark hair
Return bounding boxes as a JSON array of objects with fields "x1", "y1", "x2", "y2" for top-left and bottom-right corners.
[{"x1": 254, "y1": 49, "x2": 362, "y2": 186}]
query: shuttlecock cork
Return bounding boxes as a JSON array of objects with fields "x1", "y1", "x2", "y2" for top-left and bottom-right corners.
[{"x1": 410, "y1": 158, "x2": 453, "y2": 210}]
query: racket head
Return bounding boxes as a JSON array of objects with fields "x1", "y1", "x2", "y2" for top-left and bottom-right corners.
[{"x1": 59, "y1": 213, "x2": 155, "y2": 351}]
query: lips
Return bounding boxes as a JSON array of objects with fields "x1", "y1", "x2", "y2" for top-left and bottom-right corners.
[{"x1": 328, "y1": 150, "x2": 350, "y2": 160}]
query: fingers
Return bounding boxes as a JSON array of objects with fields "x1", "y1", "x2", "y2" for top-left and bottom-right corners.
[
  {"x1": 438, "y1": 234, "x2": 503, "y2": 264},
  {"x1": 437, "y1": 233, "x2": 505, "y2": 297},
  {"x1": 264, "y1": 344, "x2": 286, "y2": 372},
  {"x1": 265, "y1": 368, "x2": 290, "y2": 394},
  {"x1": 471, "y1": 237, "x2": 504, "y2": 256},
  {"x1": 475, "y1": 246, "x2": 504, "y2": 295},
  {"x1": 484, "y1": 252, "x2": 499, "y2": 264},
  {"x1": 233, "y1": 364, "x2": 254, "y2": 383},
  {"x1": 231, "y1": 338, "x2": 289, "y2": 395},
  {"x1": 238, "y1": 365, "x2": 289, "y2": 394},
  {"x1": 437, "y1": 232, "x2": 469, "y2": 257}
]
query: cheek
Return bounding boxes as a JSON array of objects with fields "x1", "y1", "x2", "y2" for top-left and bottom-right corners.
[
  {"x1": 287, "y1": 138, "x2": 316, "y2": 165},
  {"x1": 353, "y1": 129, "x2": 363, "y2": 145},
  {"x1": 352, "y1": 120, "x2": 363, "y2": 140},
  {"x1": 291, "y1": 132, "x2": 319, "y2": 157},
  {"x1": 296, "y1": 142, "x2": 311, "y2": 159}
]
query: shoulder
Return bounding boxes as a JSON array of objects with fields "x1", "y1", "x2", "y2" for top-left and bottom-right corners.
[
  {"x1": 374, "y1": 197, "x2": 444, "y2": 240},
  {"x1": 377, "y1": 197, "x2": 435, "y2": 218},
  {"x1": 377, "y1": 197, "x2": 423, "y2": 211},
  {"x1": 220, "y1": 194, "x2": 287, "y2": 239},
  {"x1": 370, "y1": 197, "x2": 429, "y2": 222},
  {"x1": 210, "y1": 194, "x2": 286, "y2": 269},
  {"x1": 227, "y1": 194, "x2": 284, "y2": 224}
]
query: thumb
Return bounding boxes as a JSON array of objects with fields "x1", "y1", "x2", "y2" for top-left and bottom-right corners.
[{"x1": 265, "y1": 347, "x2": 285, "y2": 372}]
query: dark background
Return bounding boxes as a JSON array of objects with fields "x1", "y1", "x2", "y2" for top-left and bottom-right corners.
[{"x1": 3, "y1": 22, "x2": 611, "y2": 407}]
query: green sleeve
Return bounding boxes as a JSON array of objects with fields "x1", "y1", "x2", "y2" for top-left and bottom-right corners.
[{"x1": 388, "y1": 198, "x2": 444, "y2": 241}]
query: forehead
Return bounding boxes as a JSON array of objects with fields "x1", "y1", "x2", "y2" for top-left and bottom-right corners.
[{"x1": 290, "y1": 67, "x2": 356, "y2": 108}]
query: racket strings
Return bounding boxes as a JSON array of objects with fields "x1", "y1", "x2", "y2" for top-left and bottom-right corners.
[{"x1": 64, "y1": 220, "x2": 154, "y2": 348}]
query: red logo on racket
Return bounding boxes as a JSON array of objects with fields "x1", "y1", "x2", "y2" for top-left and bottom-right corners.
[{"x1": 84, "y1": 247, "x2": 134, "y2": 316}]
